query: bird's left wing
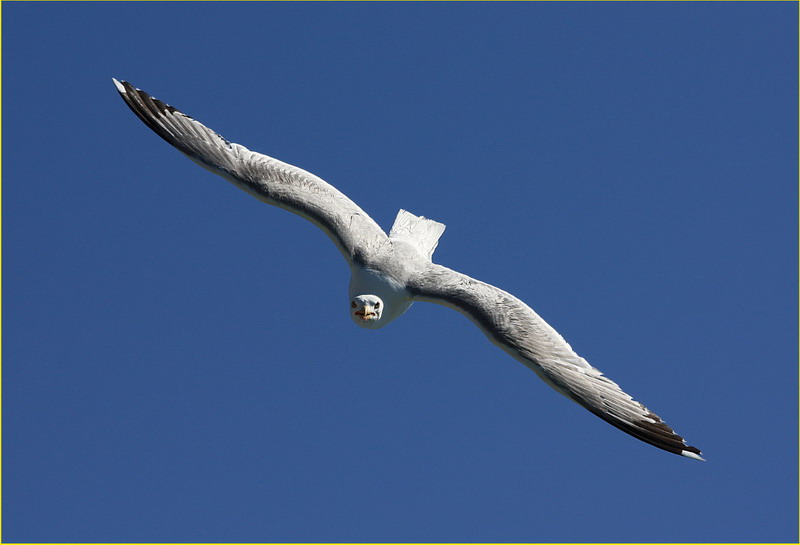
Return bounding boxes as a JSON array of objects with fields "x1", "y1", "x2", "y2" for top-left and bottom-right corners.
[
  {"x1": 408, "y1": 263, "x2": 704, "y2": 460},
  {"x1": 113, "y1": 79, "x2": 387, "y2": 265}
]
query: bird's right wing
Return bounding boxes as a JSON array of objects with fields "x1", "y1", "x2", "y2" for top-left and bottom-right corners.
[
  {"x1": 408, "y1": 263, "x2": 704, "y2": 460},
  {"x1": 114, "y1": 79, "x2": 388, "y2": 265}
]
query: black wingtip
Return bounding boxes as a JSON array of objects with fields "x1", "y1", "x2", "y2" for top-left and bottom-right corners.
[
  {"x1": 113, "y1": 79, "x2": 184, "y2": 149},
  {"x1": 681, "y1": 449, "x2": 706, "y2": 461},
  {"x1": 112, "y1": 78, "x2": 129, "y2": 95},
  {"x1": 577, "y1": 399, "x2": 704, "y2": 461}
]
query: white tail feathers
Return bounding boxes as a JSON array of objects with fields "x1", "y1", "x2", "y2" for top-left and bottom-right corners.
[{"x1": 389, "y1": 209, "x2": 446, "y2": 261}]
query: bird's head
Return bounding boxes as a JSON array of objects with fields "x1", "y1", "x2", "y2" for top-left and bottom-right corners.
[{"x1": 350, "y1": 294, "x2": 385, "y2": 329}]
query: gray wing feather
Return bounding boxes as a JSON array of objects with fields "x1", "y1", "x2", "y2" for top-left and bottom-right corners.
[
  {"x1": 408, "y1": 263, "x2": 703, "y2": 460},
  {"x1": 114, "y1": 79, "x2": 387, "y2": 265}
]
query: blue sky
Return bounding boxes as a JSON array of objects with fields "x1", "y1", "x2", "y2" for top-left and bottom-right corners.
[{"x1": 3, "y1": 2, "x2": 797, "y2": 542}]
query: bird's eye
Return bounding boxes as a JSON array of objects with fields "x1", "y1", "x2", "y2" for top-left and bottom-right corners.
[
  {"x1": 374, "y1": 302, "x2": 381, "y2": 309},
  {"x1": 351, "y1": 301, "x2": 357, "y2": 308}
]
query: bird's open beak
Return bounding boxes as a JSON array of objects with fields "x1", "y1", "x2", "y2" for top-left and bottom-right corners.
[{"x1": 358, "y1": 306, "x2": 376, "y2": 320}]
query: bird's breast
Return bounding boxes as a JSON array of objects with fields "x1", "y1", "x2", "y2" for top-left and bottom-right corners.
[{"x1": 349, "y1": 265, "x2": 413, "y2": 325}]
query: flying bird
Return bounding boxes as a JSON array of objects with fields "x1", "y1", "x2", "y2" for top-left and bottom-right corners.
[{"x1": 113, "y1": 79, "x2": 703, "y2": 460}]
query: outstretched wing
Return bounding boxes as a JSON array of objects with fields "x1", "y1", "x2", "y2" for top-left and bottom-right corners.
[
  {"x1": 408, "y1": 263, "x2": 703, "y2": 460},
  {"x1": 113, "y1": 79, "x2": 387, "y2": 265}
]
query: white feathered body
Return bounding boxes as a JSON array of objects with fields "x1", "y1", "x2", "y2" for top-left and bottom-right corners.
[{"x1": 349, "y1": 210, "x2": 446, "y2": 328}]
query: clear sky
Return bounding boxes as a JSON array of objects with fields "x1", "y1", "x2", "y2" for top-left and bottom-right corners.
[{"x1": 3, "y1": 2, "x2": 797, "y2": 542}]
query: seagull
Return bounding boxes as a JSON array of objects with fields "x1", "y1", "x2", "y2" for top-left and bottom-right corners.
[{"x1": 113, "y1": 79, "x2": 704, "y2": 461}]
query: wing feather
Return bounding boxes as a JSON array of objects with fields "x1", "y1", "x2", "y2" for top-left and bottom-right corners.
[
  {"x1": 113, "y1": 79, "x2": 387, "y2": 264},
  {"x1": 408, "y1": 263, "x2": 704, "y2": 460}
]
